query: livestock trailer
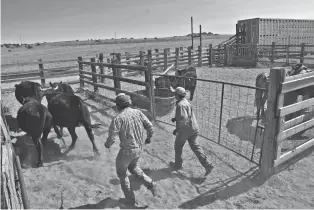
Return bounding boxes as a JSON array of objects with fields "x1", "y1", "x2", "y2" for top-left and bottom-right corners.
[{"x1": 236, "y1": 18, "x2": 314, "y2": 45}]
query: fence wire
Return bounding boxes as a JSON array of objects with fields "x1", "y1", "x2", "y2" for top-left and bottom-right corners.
[{"x1": 153, "y1": 75, "x2": 266, "y2": 165}]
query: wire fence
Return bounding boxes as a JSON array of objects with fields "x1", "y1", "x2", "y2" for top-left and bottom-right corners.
[{"x1": 152, "y1": 74, "x2": 267, "y2": 165}]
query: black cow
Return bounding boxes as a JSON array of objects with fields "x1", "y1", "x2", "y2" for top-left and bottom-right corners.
[
  {"x1": 154, "y1": 66, "x2": 197, "y2": 101},
  {"x1": 43, "y1": 90, "x2": 101, "y2": 156},
  {"x1": 49, "y1": 81, "x2": 75, "y2": 95},
  {"x1": 15, "y1": 81, "x2": 43, "y2": 104},
  {"x1": 49, "y1": 81, "x2": 75, "y2": 137},
  {"x1": 16, "y1": 97, "x2": 58, "y2": 167}
]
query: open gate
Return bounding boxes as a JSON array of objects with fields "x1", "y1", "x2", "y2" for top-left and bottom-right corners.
[{"x1": 152, "y1": 74, "x2": 266, "y2": 166}]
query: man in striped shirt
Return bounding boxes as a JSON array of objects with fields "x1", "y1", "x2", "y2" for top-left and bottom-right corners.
[{"x1": 105, "y1": 93, "x2": 156, "y2": 206}]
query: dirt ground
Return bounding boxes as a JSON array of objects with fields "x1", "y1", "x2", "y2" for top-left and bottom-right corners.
[{"x1": 2, "y1": 81, "x2": 314, "y2": 209}]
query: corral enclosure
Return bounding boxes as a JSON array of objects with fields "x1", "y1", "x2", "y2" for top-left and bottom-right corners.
[{"x1": 2, "y1": 35, "x2": 314, "y2": 208}]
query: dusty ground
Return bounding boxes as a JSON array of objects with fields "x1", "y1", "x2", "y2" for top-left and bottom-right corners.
[{"x1": 2, "y1": 73, "x2": 314, "y2": 209}]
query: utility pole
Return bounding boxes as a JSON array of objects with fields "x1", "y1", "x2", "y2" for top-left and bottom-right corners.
[{"x1": 191, "y1": 16, "x2": 194, "y2": 49}]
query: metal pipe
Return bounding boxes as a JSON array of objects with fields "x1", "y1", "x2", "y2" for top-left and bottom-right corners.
[
  {"x1": 199, "y1": 25, "x2": 202, "y2": 49},
  {"x1": 218, "y1": 83, "x2": 225, "y2": 144},
  {"x1": 191, "y1": 17, "x2": 194, "y2": 49}
]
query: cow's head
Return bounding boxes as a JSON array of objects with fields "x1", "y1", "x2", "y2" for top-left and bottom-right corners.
[
  {"x1": 42, "y1": 88, "x2": 60, "y2": 103},
  {"x1": 15, "y1": 81, "x2": 44, "y2": 104},
  {"x1": 49, "y1": 81, "x2": 62, "y2": 91}
]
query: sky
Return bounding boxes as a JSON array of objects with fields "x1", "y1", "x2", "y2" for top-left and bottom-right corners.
[{"x1": 1, "y1": 0, "x2": 314, "y2": 44}]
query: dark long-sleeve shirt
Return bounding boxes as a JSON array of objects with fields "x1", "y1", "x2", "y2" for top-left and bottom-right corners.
[
  {"x1": 105, "y1": 107, "x2": 154, "y2": 150},
  {"x1": 175, "y1": 98, "x2": 199, "y2": 135}
]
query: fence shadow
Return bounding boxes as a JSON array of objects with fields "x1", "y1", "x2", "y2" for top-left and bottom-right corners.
[
  {"x1": 178, "y1": 144, "x2": 314, "y2": 209},
  {"x1": 225, "y1": 115, "x2": 264, "y2": 149}
]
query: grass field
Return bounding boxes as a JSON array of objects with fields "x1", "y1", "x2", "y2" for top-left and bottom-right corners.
[{"x1": 1, "y1": 37, "x2": 314, "y2": 209}]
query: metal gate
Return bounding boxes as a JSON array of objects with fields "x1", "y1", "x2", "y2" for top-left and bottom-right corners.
[
  {"x1": 152, "y1": 74, "x2": 266, "y2": 166},
  {"x1": 228, "y1": 44, "x2": 257, "y2": 67}
]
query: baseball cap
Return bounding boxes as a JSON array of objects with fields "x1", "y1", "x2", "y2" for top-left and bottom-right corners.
[
  {"x1": 175, "y1": 87, "x2": 186, "y2": 96},
  {"x1": 114, "y1": 93, "x2": 131, "y2": 106}
]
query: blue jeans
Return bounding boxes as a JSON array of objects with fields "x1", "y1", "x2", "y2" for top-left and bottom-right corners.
[
  {"x1": 116, "y1": 148, "x2": 152, "y2": 203},
  {"x1": 174, "y1": 133, "x2": 210, "y2": 168}
]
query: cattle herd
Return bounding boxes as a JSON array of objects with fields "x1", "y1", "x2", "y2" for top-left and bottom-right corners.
[{"x1": 15, "y1": 81, "x2": 102, "y2": 167}]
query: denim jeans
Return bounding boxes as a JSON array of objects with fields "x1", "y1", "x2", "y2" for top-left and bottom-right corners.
[
  {"x1": 174, "y1": 132, "x2": 211, "y2": 168},
  {"x1": 116, "y1": 148, "x2": 152, "y2": 203}
]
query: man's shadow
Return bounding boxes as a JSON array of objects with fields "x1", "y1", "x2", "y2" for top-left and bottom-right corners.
[
  {"x1": 70, "y1": 197, "x2": 118, "y2": 209},
  {"x1": 70, "y1": 197, "x2": 148, "y2": 209},
  {"x1": 109, "y1": 166, "x2": 207, "y2": 191}
]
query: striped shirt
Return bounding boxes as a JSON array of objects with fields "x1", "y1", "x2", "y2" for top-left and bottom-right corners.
[{"x1": 105, "y1": 107, "x2": 154, "y2": 150}]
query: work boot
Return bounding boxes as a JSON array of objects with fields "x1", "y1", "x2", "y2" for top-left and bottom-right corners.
[
  {"x1": 204, "y1": 164, "x2": 214, "y2": 176},
  {"x1": 147, "y1": 181, "x2": 157, "y2": 197},
  {"x1": 169, "y1": 161, "x2": 183, "y2": 170},
  {"x1": 119, "y1": 198, "x2": 138, "y2": 208}
]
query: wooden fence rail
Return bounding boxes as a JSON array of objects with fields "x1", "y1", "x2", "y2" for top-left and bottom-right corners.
[
  {"x1": 261, "y1": 67, "x2": 314, "y2": 176},
  {"x1": 1, "y1": 103, "x2": 30, "y2": 209}
]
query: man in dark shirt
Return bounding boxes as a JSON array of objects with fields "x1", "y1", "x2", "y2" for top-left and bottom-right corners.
[
  {"x1": 170, "y1": 87, "x2": 214, "y2": 176},
  {"x1": 105, "y1": 93, "x2": 156, "y2": 206}
]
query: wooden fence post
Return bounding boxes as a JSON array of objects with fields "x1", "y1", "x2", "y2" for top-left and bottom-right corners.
[
  {"x1": 146, "y1": 49, "x2": 156, "y2": 121},
  {"x1": 209, "y1": 44, "x2": 213, "y2": 66},
  {"x1": 90, "y1": 58, "x2": 98, "y2": 92},
  {"x1": 99, "y1": 53, "x2": 104, "y2": 83},
  {"x1": 125, "y1": 52, "x2": 130, "y2": 65},
  {"x1": 139, "y1": 51, "x2": 145, "y2": 75},
  {"x1": 261, "y1": 67, "x2": 286, "y2": 176},
  {"x1": 139, "y1": 51, "x2": 144, "y2": 65},
  {"x1": 163, "y1": 48, "x2": 168, "y2": 70},
  {"x1": 175, "y1": 48, "x2": 179, "y2": 70},
  {"x1": 78, "y1": 57, "x2": 84, "y2": 88},
  {"x1": 188, "y1": 47, "x2": 192, "y2": 66},
  {"x1": 300, "y1": 43, "x2": 305, "y2": 63},
  {"x1": 271, "y1": 42, "x2": 276, "y2": 64},
  {"x1": 38, "y1": 59, "x2": 45, "y2": 86},
  {"x1": 286, "y1": 45, "x2": 290, "y2": 66},
  {"x1": 224, "y1": 44, "x2": 228, "y2": 66},
  {"x1": 113, "y1": 53, "x2": 122, "y2": 95},
  {"x1": 155, "y1": 49, "x2": 159, "y2": 60},
  {"x1": 198, "y1": 46, "x2": 202, "y2": 67}
]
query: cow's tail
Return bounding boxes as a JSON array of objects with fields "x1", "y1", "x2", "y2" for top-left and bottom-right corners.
[{"x1": 76, "y1": 97, "x2": 102, "y2": 129}]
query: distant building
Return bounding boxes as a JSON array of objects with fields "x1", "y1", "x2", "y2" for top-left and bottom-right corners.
[{"x1": 236, "y1": 18, "x2": 314, "y2": 45}]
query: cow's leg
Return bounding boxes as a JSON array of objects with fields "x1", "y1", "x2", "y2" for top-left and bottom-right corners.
[
  {"x1": 32, "y1": 136, "x2": 43, "y2": 167},
  {"x1": 67, "y1": 126, "x2": 77, "y2": 151},
  {"x1": 53, "y1": 125, "x2": 66, "y2": 148},
  {"x1": 59, "y1": 127, "x2": 64, "y2": 137},
  {"x1": 83, "y1": 124, "x2": 100, "y2": 156},
  {"x1": 189, "y1": 87, "x2": 195, "y2": 101}
]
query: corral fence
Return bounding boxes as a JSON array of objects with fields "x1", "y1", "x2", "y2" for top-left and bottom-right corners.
[
  {"x1": 2, "y1": 43, "x2": 314, "y2": 176},
  {"x1": 0, "y1": 57, "x2": 96, "y2": 87},
  {"x1": 77, "y1": 57, "x2": 314, "y2": 174},
  {"x1": 2, "y1": 43, "x2": 314, "y2": 89},
  {"x1": 1, "y1": 102, "x2": 30, "y2": 209},
  {"x1": 77, "y1": 51, "x2": 267, "y2": 166},
  {"x1": 261, "y1": 67, "x2": 314, "y2": 175}
]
